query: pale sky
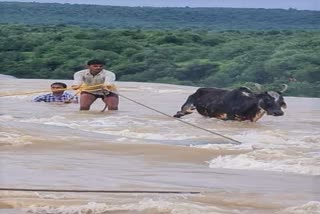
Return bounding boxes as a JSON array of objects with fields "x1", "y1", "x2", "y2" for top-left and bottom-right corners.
[{"x1": 1, "y1": 0, "x2": 320, "y2": 10}]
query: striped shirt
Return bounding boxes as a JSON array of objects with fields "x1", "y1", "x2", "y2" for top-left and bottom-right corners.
[{"x1": 33, "y1": 92, "x2": 78, "y2": 103}]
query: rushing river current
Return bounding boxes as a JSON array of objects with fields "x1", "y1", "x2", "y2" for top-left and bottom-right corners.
[{"x1": 0, "y1": 75, "x2": 319, "y2": 214}]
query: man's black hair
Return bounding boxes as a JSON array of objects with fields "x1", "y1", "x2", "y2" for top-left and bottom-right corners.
[
  {"x1": 51, "y1": 82, "x2": 67, "y2": 88},
  {"x1": 87, "y1": 59, "x2": 106, "y2": 65}
]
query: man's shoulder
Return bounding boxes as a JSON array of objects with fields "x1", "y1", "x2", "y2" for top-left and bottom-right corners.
[
  {"x1": 63, "y1": 92, "x2": 77, "y2": 98},
  {"x1": 75, "y1": 69, "x2": 89, "y2": 74}
]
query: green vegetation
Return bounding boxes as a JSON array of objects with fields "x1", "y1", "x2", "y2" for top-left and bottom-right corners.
[
  {"x1": 1, "y1": 24, "x2": 319, "y2": 97},
  {"x1": 0, "y1": 2, "x2": 319, "y2": 97}
]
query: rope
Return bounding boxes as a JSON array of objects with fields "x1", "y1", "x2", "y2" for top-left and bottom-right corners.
[
  {"x1": 0, "y1": 88, "x2": 70, "y2": 97},
  {"x1": 118, "y1": 93, "x2": 242, "y2": 145},
  {"x1": 0, "y1": 84, "x2": 104, "y2": 97},
  {"x1": 0, "y1": 187, "x2": 200, "y2": 194}
]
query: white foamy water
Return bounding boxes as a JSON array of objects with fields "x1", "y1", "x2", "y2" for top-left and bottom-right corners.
[
  {"x1": 279, "y1": 201, "x2": 320, "y2": 214},
  {"x1": 0, "y1": 77, "x2": 319, "y2": 213},
  {"x1": 208, "y1": 150, "x2": 320, "y2": 175},
  {"x1": 26, "y1": 199, "x2": 230, "y2": 214}
]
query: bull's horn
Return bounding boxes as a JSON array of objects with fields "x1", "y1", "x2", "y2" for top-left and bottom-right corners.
[{"x1": 280, "y1": 84, "x2": 288, "y2": 93}]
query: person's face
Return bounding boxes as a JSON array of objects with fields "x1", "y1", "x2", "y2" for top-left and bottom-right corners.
[
  {"x1": 88, "y1": 64, "x2": 104, "y2": 73},
  {"x1": 51, "y1": 84, "x2": 65, "y2": 93}
]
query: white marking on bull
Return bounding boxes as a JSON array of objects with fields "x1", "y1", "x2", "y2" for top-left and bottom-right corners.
[{"x1": 242, "y1": 91, "x2": 250, "y2": 97}]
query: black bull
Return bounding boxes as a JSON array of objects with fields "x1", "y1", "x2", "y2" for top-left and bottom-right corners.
[{"x1": 173, "y1": 86, "x2": 287, "y2": 122}]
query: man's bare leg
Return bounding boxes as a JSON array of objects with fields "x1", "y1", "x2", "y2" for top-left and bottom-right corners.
[
  {"x1": 80, "y1": 93, "x2": 97, "y2": 110},
  {"x1": 103, "y1": 94, "x2": 119, "y2": 110}
]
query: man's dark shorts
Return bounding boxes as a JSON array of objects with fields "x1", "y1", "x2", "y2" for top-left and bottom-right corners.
[{"x1": 81, "y1": 91, "x2": 118, "y2": 99}]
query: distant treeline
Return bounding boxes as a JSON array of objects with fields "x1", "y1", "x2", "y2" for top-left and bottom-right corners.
[
  {"x1": 0, "y1": 2, "x2": 319, "y2": 30},
  {"x1": 0, "y1": 24, "x2": 319, "y2": 97}
]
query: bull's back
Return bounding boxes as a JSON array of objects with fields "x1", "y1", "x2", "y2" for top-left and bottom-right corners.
[
  {"x1": 194, "y1": 88, "x2": 228, "y2": 101},
  {"x1": 193, "y1": 88, "x2": 229, "y2": 116}
]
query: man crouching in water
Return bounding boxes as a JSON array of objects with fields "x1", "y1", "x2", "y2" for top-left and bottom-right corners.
[
  {"x1": 34, "y1": 82, "x2": 78, "y2": 103},
  {"x1": 71, "y1": 59, "x2": 119, "y2": 111}
]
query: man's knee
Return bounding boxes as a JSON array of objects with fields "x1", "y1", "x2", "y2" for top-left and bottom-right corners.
[
  {"x1": 108, "y1": 106, "x2": 118, "y2": 110},
  {"x1": 104, "y1": 96, "x2": 119, "y2": 110},
  {"x1": 106, "y1": 101, "x2": 119, "y2": 110}
]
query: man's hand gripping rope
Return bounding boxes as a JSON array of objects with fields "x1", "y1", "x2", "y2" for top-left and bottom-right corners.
[{"x1": 101, "y1": 84, "x2": 117, "y2": 112}]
